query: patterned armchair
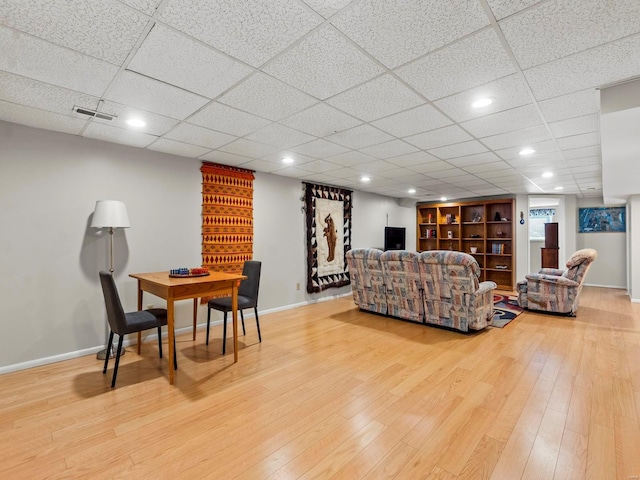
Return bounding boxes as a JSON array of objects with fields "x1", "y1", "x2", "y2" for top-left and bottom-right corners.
[
  {"x1": 380, "y1": 250, "x2": 423, "y2": 323},
  {"x1": 346, "y1": 248, "x2": 387, "y2": 315},
  {"x1": 417, "y1": 251, "x2": 496, "y2": 331},
  {"x1": 517, "y1": 248, "x2": 597, "y2": 315}
]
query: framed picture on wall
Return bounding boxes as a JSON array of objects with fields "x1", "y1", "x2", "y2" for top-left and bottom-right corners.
[{"x1": 578, "y1": 206, "x2": 626, "y2": 233}]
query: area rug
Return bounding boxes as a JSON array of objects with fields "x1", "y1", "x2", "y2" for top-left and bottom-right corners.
[{"x1": 492, "y1": 294, "x2": 524, "y2": 328}]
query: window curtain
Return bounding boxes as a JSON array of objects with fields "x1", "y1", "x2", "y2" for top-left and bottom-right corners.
[{"x1": 201, "y1": 162, "x2": 254, "y2": 277}]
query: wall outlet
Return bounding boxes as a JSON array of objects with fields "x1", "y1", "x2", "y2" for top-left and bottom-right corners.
[{"x1": 296, "y1": 282, "x2": 300, "y2": 291}]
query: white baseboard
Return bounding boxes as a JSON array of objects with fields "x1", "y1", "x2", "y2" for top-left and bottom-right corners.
[{"x1": 0, "y1": 293, "x2": 353, "y2": 375}]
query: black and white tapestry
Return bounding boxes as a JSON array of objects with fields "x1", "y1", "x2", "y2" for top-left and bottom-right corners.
[{"x1": 304, "y1": 183, "x2": 352, "y2": 293}]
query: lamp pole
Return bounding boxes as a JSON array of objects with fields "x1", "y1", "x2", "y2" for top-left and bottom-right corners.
[{"x1": 91, "y1": 200, "x2": 130, "y2": 360}]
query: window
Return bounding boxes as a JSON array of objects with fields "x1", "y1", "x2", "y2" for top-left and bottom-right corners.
[{"x1": 529, "y1": 208, "x2": 556, "y2": 240}]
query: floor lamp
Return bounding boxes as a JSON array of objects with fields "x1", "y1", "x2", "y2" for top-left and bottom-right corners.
[{"x1": 91, "y1": 200, "x2": 130, "y2": 360}]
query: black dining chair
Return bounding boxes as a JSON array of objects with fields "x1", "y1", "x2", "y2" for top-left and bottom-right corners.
[
  {"x1": 206, "y1": 260, "x2": 262, "y2": 354},
  {"x1": 99, "y1": 271, "x2": 177, "y2": 388}
]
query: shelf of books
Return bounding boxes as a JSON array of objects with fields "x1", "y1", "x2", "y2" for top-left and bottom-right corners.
[{"x1": 417, "y1": 198, "x2": 515, "y2": 290}]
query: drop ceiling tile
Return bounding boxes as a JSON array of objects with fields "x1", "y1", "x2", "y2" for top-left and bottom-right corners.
[
  {"x1": 280, "y1": 103, "x2": 361, "y2": 137},
  {"x1": 188, "y1": 102, "x2": 271, "y2": 137},
  {"x1": 524, "y1": 33, "x2": 640, "y2": 100},
  {"x1": 464, "y1": 161, "x2": 512, "y2": 174},
  {"x1": 428, "y1": 140, "x2": 489, "y2": 160},
  {"x1": 486, "y1": 0, "x2": 544, "y2": 20},
  {"x1": 259, "y1": 150, "x2": 315, "y2": 166},
  {"x1": 218, "y1": 138, "x2": 279, "y2": 158},
  {"x1": 562, "y1": 145, "x2": 601, "y2": 160},
  {"x1": 292, "y1": 139, "x2": 349, "y2": 158},
  {"x1": 0, "y1": 70, "x2": 99, "y2": 119},
  {"x1": 323, "y1": 166, "x2": 362, "y2": 179},
  {"x1": 83, "y1": 122, "x2": 157, "y2": 148},
  {"x1": 386, "y1": 151, "x2": 440, "y2": 167},
  {"x1": 106, "y1": 71, "x2": 209, "y2": 119},
  {"x1": 351, "y1": 160, "x2": 399, "y2": 174},
  {"x1": 494, "y1": 140, "x2": 558, "y2": 160},
  {"x1": 538, "y1": 88, "x2": 600, "y2": 123},
  {"x1": 325, "y1": 124, "x2": 394, "y2": 149},
  {"x1": 434, "y1": 74, "x2": 532, "y2": 123},
  {"x1": 237, "y1": 159, "x2": 283, "y2": 173},
  {"x1": 271, "y1": 166, "x2": 315, "y2": 179},
  {"x1": 302, "y1": 0, "x2": 353, "y2": 18},
  {"x1": 0, "y1": 100, "x2": 87, "y2": 135},
  {"x1": 427, "y1": 168, "x2": 468, "y2": 179},
  {"x1": 360, "y1": 140, "x2": 419, "y2": 159},
  {"x1": 410, "y1": 160, "x2": 456, "y2": 174},
  {"x1": 1, "y1": 0, "x2": 148, "y2": 64},
  {"x1": 475, "y1": 170, "x2": 521, "y2": 180},
  {"x1": 264, "y1": 25, "x2": 384, "y2": 100},
  {"x1": 296, "y1": 159, "x2": 343, "y2": 173},
  {"x1": 405, "y1": 125, "x2": 472, "y2": 150},
  {"x1": 549, "y1": 114, "x2": 599, "y2": 138},
  {"x1": 446, "y1": 152, "x2": 502, "y2": 168},
  {"x1": 120, "y1": 0, "x2": 162, "y2": 16},
  {"x1": 147, "y1": 138, "x2": 211, "y2": 157},
  {"x1": 379, "y1": 167, "x2": 425, "y2": 179},
  {"x1": 159, "y1": 0, "x2": 321, "y2": 67},
  {"x1": 245, "y1": 123, "x2": 316, "y2": 149},
  {"x1": 395, "y1": 28, "x2": 516, "y2": 101},
  {"x1": 470, "y1": 187, "x2": 510, "y2": 196},
  {"x1": 199, "y1": 150, "x2": 252, "y2": 166},
  {"x1": 164, "y1": 123, "x2": 236, "y2": 149},
  {"x1": 96, "y1": 100, "x2": 180, "y2": 136},
  {"x1": 462, "y1": 104, "x2": 544, "y2": 138},
  {"x1": 480, "y1": 125, "x2": 551, "y2": 150},
  {"x1": 555, "y1": 132, "x2": 600, "y2": 150},
  {"x1": 332, "y1": 0, "x2": 488, "y2": 68},
  {"x1": 325, "y1": 150, "x2": 377, "y2": 167},
  {"x1": 326, "y1": 74, "x2": 424, "y2": 122},
  {"x1": 219, "y1": 73, "x2": 317, "y2": 121},
  {"x1": 371, "y1": 104, "x2": 453, "y2": 138},
  {"x1": 128, "y1": 24, "x2": 253, "y2": 99},
  {"x1": 0, "y1": 27, "x2": 118, "y2": 97},
  {"x1": 500, "y1": 0, "x2": 640, "y2": 70}
]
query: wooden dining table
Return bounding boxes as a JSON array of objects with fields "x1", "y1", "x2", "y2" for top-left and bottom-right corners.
[{"x1": 129, "y1": 271, "x2": 246, "y2": 385}]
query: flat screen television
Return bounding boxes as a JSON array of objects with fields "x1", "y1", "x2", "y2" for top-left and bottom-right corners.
[{"x1": 384, "y1": 226, "x2": 406, "y2": 251}]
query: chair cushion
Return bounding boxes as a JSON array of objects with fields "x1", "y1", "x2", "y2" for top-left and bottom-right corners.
[
  {"x1": 122, "y1": 310, "x2": 166, "y2": 335},
  {"x1": 208, "y1": 295, "x2": 254, "y2": 312}
]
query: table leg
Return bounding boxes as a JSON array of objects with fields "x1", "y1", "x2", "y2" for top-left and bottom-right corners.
[
  {"x1": 167, "y1": 299, "x2": 175, "y2": 384},
  {"x1": 192, "y1": 298, "x2": 198, "y2": 341},
  {"x1": 137, "y1": 282, "x2": 143, "y2": 354},
  {"x1": 232, "y1": 281, "x2": 238, "y2": 363}
]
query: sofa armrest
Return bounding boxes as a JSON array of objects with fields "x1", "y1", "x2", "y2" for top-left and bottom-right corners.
[
  {"x1": 525, "y1": 273, "x2": 579, "y2": 287},
  {"x1": 474, "y1": 281, "x2": 497, "y2": 296},
  {"x1": 539, "y1": 268, "x2": 565, "y2": 276}
]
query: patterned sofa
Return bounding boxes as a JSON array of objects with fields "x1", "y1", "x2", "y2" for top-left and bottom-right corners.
[
  {"x1": 517, "y1": 248, "x2": 597, "y2": 315},
  {"x1": 346, "y1": 249, "x2": 497, "y2": 332}
]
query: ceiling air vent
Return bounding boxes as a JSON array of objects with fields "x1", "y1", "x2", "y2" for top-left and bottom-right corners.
[{"x1": 73, "y1": 106, "x2": 117, "y2": 121}]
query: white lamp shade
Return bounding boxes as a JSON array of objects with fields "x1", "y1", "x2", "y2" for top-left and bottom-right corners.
[{"x1": 91, "y1": 200, "x2": 130, "y2": 228}]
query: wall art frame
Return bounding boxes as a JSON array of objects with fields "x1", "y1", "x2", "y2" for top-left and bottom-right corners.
[
  {"x1": 578, "y1": 206, "x2": 626, "y2": 233},
  {"x1": 304, "y1": 182, "x2": 352, "y2": 293}
]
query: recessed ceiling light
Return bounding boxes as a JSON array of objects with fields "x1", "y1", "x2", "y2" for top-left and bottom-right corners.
[
  {"x1": 471, "y1": 97, "x2": 493, "y2": 108},
  {"x1": 519, "y1": 148, "x2": 536, "y2": 156},
  {"x1": 554, "y1": 186, "x2": 564, "y2": 190},
  {"x1": 408, "y1": 188, "x2": 416, "y2": 194},
  {"x1": 542, "y1": 171, "x2": 553, "y2": 178},
  {"x1": 361, "y1": 175, "x2": 371, "y2": 183},
  {"x1": 126, "y1": 118, "x2": 146, "y2": 128},
  {"x1": 440, "y1": 196, "x2": 447, "y2": 202},
  {"x1": 282, "y1": 157, "x2": 294, "y2": 165}
]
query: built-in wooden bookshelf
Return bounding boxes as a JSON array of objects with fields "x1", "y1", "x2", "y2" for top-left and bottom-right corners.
[{"x1": 417, "y1": 198, "x2": 515, "y2": 290}]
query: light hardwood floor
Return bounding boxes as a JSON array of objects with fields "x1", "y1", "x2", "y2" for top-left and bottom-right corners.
[{"x1": 1, "y1": 286, "x2": 639, "y2": 479}]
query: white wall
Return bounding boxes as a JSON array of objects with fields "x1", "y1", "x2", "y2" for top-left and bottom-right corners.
[
  {"x1": 0, "y1": 121, "x2": 416, "y2": 370},
  {"x1": 576, "y1": 198, "x2": 626, "y2": 288}
]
